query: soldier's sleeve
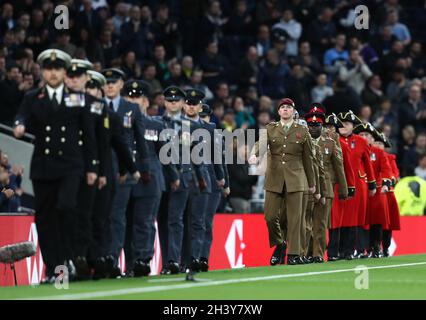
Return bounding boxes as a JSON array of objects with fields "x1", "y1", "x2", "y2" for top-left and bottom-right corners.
[
  {"x1": 250, "y1": 125, "x2": 268, "y2": 158},
  {"x1": 331, "y1": 140, "x2": 348, "y2": 197},
  {"x1": 14, "y1": 91, "x2": 33, "y2": 128},
  {"x1": 81, "y1": 104, "x2": 99, "y2": 174},
  {"x1": 110, "y1": 116, "x2": 138, "y2": 175},
  {"x1": 96, "y1": 101, "x2": 110, "y2": 177},
  {"x1": 317, "y1": 147, "x2": 327, "y2": 196},
  {"x1": 133, "y1": 106, "x2": 150, "y2": 173},
  {"x1": 213, "y1": 129, "x2": 225, "y2": 181},
  {"x1": 363, "y1": 143, "x2": 376, "y2": 190},
  {"x1": 302, "y1": 130, "x2": 316, "y2": 188}
]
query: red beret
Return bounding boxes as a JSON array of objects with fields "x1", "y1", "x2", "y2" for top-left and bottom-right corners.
[
  {"x1": 278, "y1": 98, "x2": 295, "y2": 109},
  {"x1": 308, "y1": 102, "x2": 326, "y2": 114},
  {"x1": 305, "y1": 112, "x2": 325, "y2": 124}
]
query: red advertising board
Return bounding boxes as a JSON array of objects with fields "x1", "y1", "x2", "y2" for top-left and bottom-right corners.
[{"x1": 1, "y1": 214, "x2": 426, "y2": 287}]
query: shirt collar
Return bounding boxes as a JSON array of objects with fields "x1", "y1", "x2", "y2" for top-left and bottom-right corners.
[
  {"x1": 280, "y1": 119, "x2": 294, "y2": 128},
  {"x1": 105, "y1": 95, "x2": 121, "y2": 112},
  {"x1": 46, "y1": 83, "x2": 64, "y2": 100}
]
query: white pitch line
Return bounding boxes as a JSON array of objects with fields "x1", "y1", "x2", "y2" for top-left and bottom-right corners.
[
  {"x1": 148, "y1": 278, "x2": 212, "y2": 283},
  {"x1": 21, "y1": 261, "x2": 426, "y2": 300}
]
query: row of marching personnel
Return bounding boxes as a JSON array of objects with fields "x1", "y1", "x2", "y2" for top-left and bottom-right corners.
[
  {"x1": 12, "y1": 49, "x2": 230, "y2": 283},
  {"x1": 249, "y1": 99, "x2": 400, "y2": 265}
]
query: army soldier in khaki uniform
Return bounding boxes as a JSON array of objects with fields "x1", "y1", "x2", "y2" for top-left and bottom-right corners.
[
  {"x1": 302, "y1": 113, "x2": 327, "y2": 263},
  {"x1": 249, "y1": 98, "x2": 315, "y2": 265}
]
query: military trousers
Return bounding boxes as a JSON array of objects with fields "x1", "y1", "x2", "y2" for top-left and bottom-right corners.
[
  {"x1": 33, "y1": 175, "x2": 80, "y2": 276},
  {"x1": 264, "y1": 188, "x2": 303, "y2": 255},
  {"x1": 201, "y1": 191, "x2": 222, "y2": 259},
  {"x1": 301, "y1": 194, "x2": 313, "y2": 256},
  {"x1": 312, "y1": 198, "x2": 332, "y2": 258}
]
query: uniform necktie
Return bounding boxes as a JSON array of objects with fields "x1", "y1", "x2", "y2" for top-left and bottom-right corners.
[
  {"x1": 109, "y1": 101, "x2": 114, "y2": 112},
  {"x1": 52, "y1": 91, "x2": 59, "y2": 110}
]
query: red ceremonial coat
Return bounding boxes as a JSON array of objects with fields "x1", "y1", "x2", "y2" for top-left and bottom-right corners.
[{"x1": 385, "y1": 153, "x2": 401, "y2": 230}]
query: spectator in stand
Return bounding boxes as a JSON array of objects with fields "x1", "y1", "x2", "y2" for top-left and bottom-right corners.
[
  {"x1": 386, "y1": 66, "x2": 411, "y2": 104},
  {"x1": 75, "y1": 27, "x2": 104, "y2": 64},
  {"x1": 401, "y1": 133, "x2": 426, "y2": 176},
  {"x1": 232, "y1": 96, "x2": 255, "y2": 130},
  {"x1": 306, "y1": 7, "x2": 337, "y2": 59},
  {"x1": 258, "y1": 48, "x2": 290, "y2": 99},
  {"x1": 358, "y1": 105, "x2": 373, "y2": 123},
  {"x1": 142, "y1": 61, "x2": 163, "y2": 93},
  {"x1": 228, "y1": 142, "x2": 258, "y2": 213},
  {"x1": 272, "y1": 8, "x2": 302, "y2": 57},
  {"x1": 181, "y1": 55, "x2": 193, "y2": 83},
  {"x1": 112, "y1": 2, "x2": 129, "y2": 37},
  {"x1": 51, "y1": 31, "x2": 77, "y2": 57},
  {"x1": 210, "y1": 100, "x2": 225, "y2": 128},
  {"x1": 398, "y1": 84, "x2": 426, "y2": 133},
  {"x1": 323, "y1": 33, "x2": 349, "y2": 82},
  {"x1": 386, "y1": 10, "x2": 411, "y2": 46},
  {"x1": 286, "y1": 62, "x2": 315, "y2": 112},
  {"x1": 236, "y1": 46, "x2": 259, "y2": 93},
  {"x1": 0, "y1": 62, "x2": 30, "y2": 126},
  {"x1": 163, "y1": 61, "x2": 186, "y2": 87},
  {"x1": 198, "y1": 0, "x2": 228, "y2": 51},
  {"x1": 380, "y1": 40, "x2": 408, "y2": 86},
  {"x1": 415, "y1": 154, "x2": 426, "y2": 180},
  {"x1": 338, "y1": 48, "x2": 373, "y2": 94},
  {"x1": 153, "y1": 44, "x2": 169, "y2": 84},
  {"x1": 348, "y1": 35, "x2": 379, "y2": 72},
  {"x1": 120, "y1": 5, "x2": 151, "y2": 61},
  {"x1": 0, "y1": 166, "x2": 15, "y2": 213},
  {"x1": 222, "y1": 109, "x2": 237, "y2": 132},
  {"x1": 213, "y1": 81, "x2": 232, "y2": 109},
  {"x1": 121, "y1": 51, "x2": 141, "y2": 79},
  {"x1": 255, "y1": 24, "x2": 271, "y2": 58},
  {"x1": 199, "y1": 40, "x2": 230, "y2": 89},
  {"x1": 372, "y1": 98, "x2": 399, "y2": 138},
  {"x1": 407, "y1": 41, "x2": 426, "y2": 79},
  {"x1": 311, "y1": 73, "x2": 333, "y2": 103},
  {"x1": 99, "y1": 28, "x2": 118, "y2": 68},
  {"x1": 296, "y1": 41, "x2": 323, "y2": 75},
  {"x1": 187, "y1": 69, "x2": 214, "y2": 101},
  {"x1": 151, "y1": 4, "x2": 179, "y2": 57},
  {"x1": 322, "y1": 79, "x2": 362, "y2": 115},
  {"x1": 361, "y1": 75, "x2": 385, "y2": 113}
]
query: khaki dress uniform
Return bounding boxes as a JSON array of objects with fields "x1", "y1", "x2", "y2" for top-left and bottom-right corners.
[{"x1": 252, "y1": 121, "x2": 315, "y2": 256}]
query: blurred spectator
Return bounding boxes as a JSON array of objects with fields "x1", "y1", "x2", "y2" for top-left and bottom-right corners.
[
  {"x1": 372, "y1": 98, "x2": 399, "y2": 137},
  {"x1": 0, "y1": 2, "x2": 15, "y2": 33},
  {"x1": 142, "y1": 61, "x2": 162, "y2": 93},
  {"x1": 296, "y1": 41, "x2": 322, "y2": 75},
  {"x1": 210, "y1": 100, "x2": 225, "y2": 128},
  {"x1": 311, "y1": 73, "x2": 333, "y2": 103},
  {"x1": 286, "y1": 62, "x2": 314, "y2": 112},
  {"x1": 187, "y1": 69, "x2": 213, "y2": 101},
  {"x1": 181, "y1": 55, "x2": 193, "y2": 82},
  {"x1": 322, "y1": 79, "x2": 362, "y2": 115},
  {"x1": 255, "y1": 24, "x2": 271, "y2": 58},
  {"x1": 51, "y1": 31, "x2": 77, "y2": 57},
  {"x1": 258, "y1": 48, "x2": 290, "y2": 99},
  {"x1": 402, "y1": 133, "x2": 426, "y2": 176},
  {"x1": 386, "y1": 66, "x2": 411, "y2": 104},
  {"x1": 120, "y1": 5, "x2": 151, "y2": 61},
  {"x1": 371, "y1": 25, "x2": 398, "y2": 59},
  {"x1": 112, "y1": 2, "x2": 129, "y2": 37},
  {"x1": 0, "y1": 62, "x2": 28, "y2": 126},
  {"x1": 348, "y1": 35, "x2": 379, "y2": 72},
  {"x1": 272, "y1": 8, "x2": 302, "y2": 57},
  {"x1": 255, "y1": 0, "x2": 281, "y2": 26},
  {"x1": 236, "y1": 46, "x2": 259, "y2": 92},
  {"x1": 222, "y1": 109, "x2": 237, "y2": 132},
  {"x1": 323, "y1": 33, "x2": 349, "y2": 81},
  {"x1": 339, "y1": 49, "x2": 373, "y2": 94},
  {"x1": 121, "y1": 51, "x2": 141, "y2": 79},
  {"x1": 75, "y1": 27, "x2": 103, "y2": 63},
  {"x1": 361, "y1": 74, "x2": 385, "y2": 113},
  {"x1": 358, "y1": 105, "x2": 373, "y2": 123},
  {"x1": 153, "y1": 44, "x2": 169, "y2": 84},
  {"x1": 224, "y1": 0, "x2": 253, "y2": 37},
  {"x1": 228, "y1": 142, "x2": 258, "y2": 213},
  {"x1": 151, "y1": 4, "x2": 179, "y2": 57},
  {"x1": 381, "y1": 40, "x2": 408, "y2": 86},
  {"x1": 164, "y1": 61, "x2": 186, "y2": 87},
  {"x1": 99, "y1": 28, "x2": 118, "y2": 67},
  {"x1": 386, "y1": 10, "x2": 411, "y2": 46},
  {"x1": 407, "y1": 41, "x2": 426, "y2": 79},
  {"x1": 398, "y1": 84, "x2": 426, "y2": 133},
  {"x1": 199, "y1": 0, "x2": 228, "y2": 50},
  {"x1": 233, "y1": 96, "x2": 255, "y2": 130},
  {"x1": 306, "y1": 7, "x2": 337, "y2": 58},
  {"x1": 213, "y1": 81, "x2": 232, "y2": 109},
  {"x1": 415, "y1": 154, "x2": 426, "y2": 180},
  {"x1": 199, "y1": 40, "x2": 230, "y2": 89},
  {"x1": 75, "y1": 0, "x2": 103, "y2": 38}
]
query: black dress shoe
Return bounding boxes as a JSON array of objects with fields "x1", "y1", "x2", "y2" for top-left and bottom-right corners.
[
  {"x1": 74, "y1": 256, "x2": 91, "y2": 280},
  {"x1": 40, "y1": 275, "x2": 56, "y2": 285},
  {"x1": 191, "y1": 258, "x2": 201, "y2": 272},
  {"x1": 345, "y1": 254, "x2": 356, "y2": 260},
  {"x1": 200, "y1": 258, "x2": 209, "y2": 272},
  {"x1": 287, "y1": 255, "x2": 304, "y2": 265},
  {"x1": 313, "y1": 256, "x2": 324, "y2": 263},
  {"x1": 270, "y1": 243, "x2": 284, "y2": 266},
  {"x1": 160, "y1": 268, "x2": 169, "y2": 275},
  {"x1": 279, "y1": 242, "x2": 287, "y2": 264},
  {"x1": 168, "y1": 261, "x2": 180, "y2": 274},
  {"x1": 372, "y1": 248, "x2": 383, "y2": 258},
  {"x1": 109, "y1": 266, "x2": 123, "y2": 278},
  {"x1": 64, "y1": 260, "x2": 77, "y2": 282},
  {"x1": 134, "y1": 260, "x2": 151, "y2": 277},
  {"x1": 328, "y1": 256, "x2": 339, "y2": 262},
  {"x1": 382, "y1": 249, "x2": 389, "y2": 257},
  {"x1": 303, "y1": 256, "x2": 314, "y2": 264}
]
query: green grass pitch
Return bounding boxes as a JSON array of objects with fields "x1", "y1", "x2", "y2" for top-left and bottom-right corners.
[{"x1": 1, "y1": 254, "x2": 426, "y2": 300}]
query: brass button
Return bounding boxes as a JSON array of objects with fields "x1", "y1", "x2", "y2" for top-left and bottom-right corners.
[
  {"x1": 46, "y1": 126, "x2": 51, "y2": 131},
  {"x1": 44, "y1": 149, "x2": 50, "y2": 155},
  {"x1": 61, "y1": 126, "x2": 66, "y2": 132},
  {"x1": 283, "y1": 145, "x2": 286, "y2": 148},
  {"x1": 282, "y1": 161, "x2": 285, "y2": 164},
  {"x1": 92, "y1": 160, "x2": 97, "y2": 165},
  {"x1": 78, "y1": 140, "x2": 83, "y2": 146},
  {"x1": 284, "y1": 137, "x2": 287, "y2": 140},
  {"x1": 45, "y1": 137, "x2": 50, "y2": 142},
  {"x1": 79, "y1": 130, "x2": 83, "y2": 135},
  {"x1": 58, "y1": 150, "x2": 63, "y2": 156},
  {"x1": 133, "y1": 150, "x2": 137, "y2": 154},
  {"x1": 61, "y1": 137, "x2": 66, "y2": 143}
]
